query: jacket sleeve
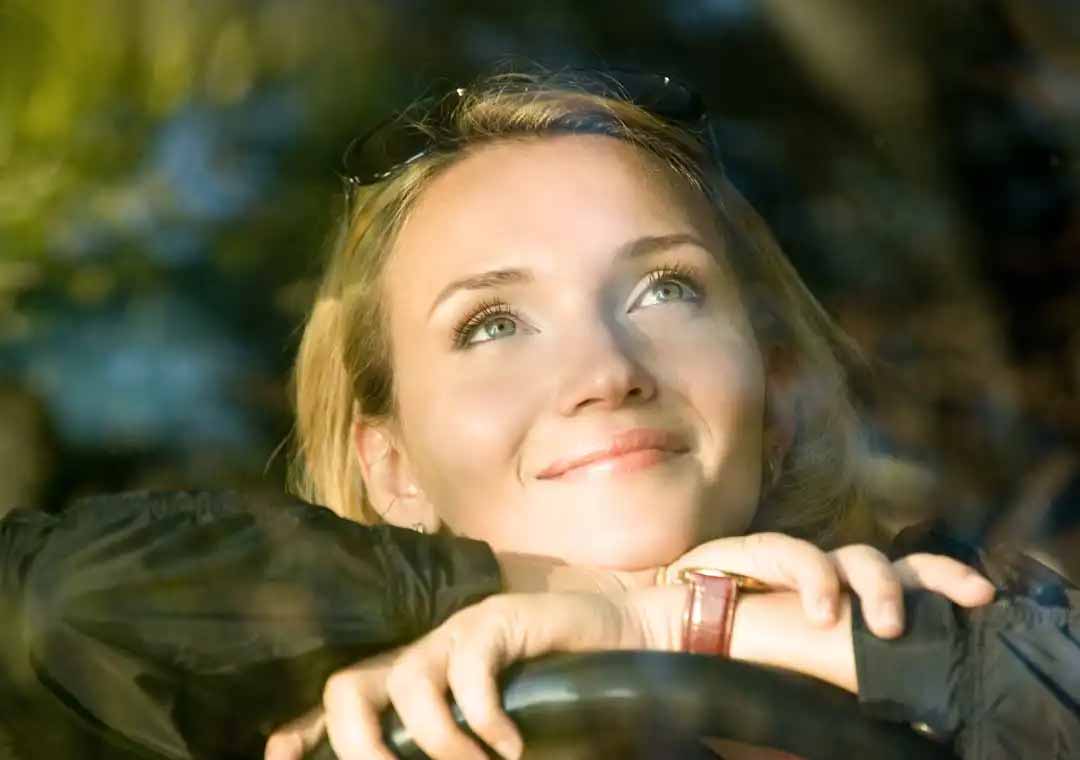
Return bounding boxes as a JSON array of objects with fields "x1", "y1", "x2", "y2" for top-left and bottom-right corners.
[
  {"x1": 0, "y1": 490, "x2": 502, "y2": 760},
  {"x1": 852, "y1": 568, "x2": 1080, "y2": 759}
]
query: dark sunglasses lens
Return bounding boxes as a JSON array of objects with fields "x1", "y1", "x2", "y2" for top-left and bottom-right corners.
[
  {"x1": 589, "y1": 71, "x2": 705, "y2": 123},
  {"x1": 345, "y1": 75, "x2": 705, "y2": 185},
  {"x1": 345, "y1": 97, "x2": 444, "y2": 183},
  {"x1": 344, "y1": 120, "x2": 426, "y2": 183}
]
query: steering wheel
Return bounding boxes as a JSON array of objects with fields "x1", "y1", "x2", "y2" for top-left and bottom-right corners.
[{"x1": 307, "y1": 651, "x2": 956, "y2": 759}]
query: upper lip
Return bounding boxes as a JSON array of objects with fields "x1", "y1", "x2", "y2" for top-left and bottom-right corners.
[{"x1": 536, "y1": 428, "x2": 690, "y2": 479}]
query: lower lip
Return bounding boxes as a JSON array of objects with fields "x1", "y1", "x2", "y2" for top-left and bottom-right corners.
[{"x1": 549, "y1": 448, "x2": 680, "y2": 481}]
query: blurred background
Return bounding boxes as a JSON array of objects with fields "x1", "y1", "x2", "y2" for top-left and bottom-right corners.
[{"x1": 0, "y1": 0, "x2": 1077, "y2": 569}]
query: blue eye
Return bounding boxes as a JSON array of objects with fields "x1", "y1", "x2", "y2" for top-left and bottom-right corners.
[
  {"x1": 639, "y1": 279, "x2": 691, "y2": 306},
  {"x1": 633, "y1": 266, "x2": 702, "y2": 309},
  {"x1": 471, "y1": 315, "x2": 517, "y2": 344},
  {"x1": 452, "y1": 301, "x2": 519, "y2": 348}
]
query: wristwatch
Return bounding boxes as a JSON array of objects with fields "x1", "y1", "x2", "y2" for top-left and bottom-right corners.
[{"x1": 676, "y1": 568, "x2": 770, "y2": 657}]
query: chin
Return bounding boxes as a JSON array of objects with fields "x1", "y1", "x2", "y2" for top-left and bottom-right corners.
[
  {"x1": 509, "y1": 478, "x2": 756, "y2": 568},
  {"x1": 563, "y1": 519, "x2": 704, "y2": 571}
]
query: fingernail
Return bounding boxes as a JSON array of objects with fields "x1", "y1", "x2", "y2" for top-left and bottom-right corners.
[
  {"x1": 494, "y1": 736, "x2": 523, "y2": 760},
  {"x1": 966, "y1": 575, "x2": 997, "y2": 596}
]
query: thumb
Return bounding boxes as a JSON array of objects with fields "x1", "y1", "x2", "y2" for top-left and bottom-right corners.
[{"x1": 264, "y1": 706, "x2": 326, "y2": 760}]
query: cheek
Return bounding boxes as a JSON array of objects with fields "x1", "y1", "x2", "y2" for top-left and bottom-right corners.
[
  {"x1": 696, "y1": 342, "x2": 764, "y2": 431},
  {"x1": 658, "y1": 313, "x2": 765, "y2": 427},
  {"x1": 670, "y1": 331, "x2": 766, "y2": 479},
  {"x1": 397, "y1": 359, "x2": 534, "y2": 516}
]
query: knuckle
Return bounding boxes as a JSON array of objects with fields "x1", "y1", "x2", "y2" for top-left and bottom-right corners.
[
  {"x1": 743, "y1": 532, "x2": 768, "y2": 552},
  {"x1": 829, "y1": 544, "x2": 856, "y2": 563},
  {"x1": 867, "y1": 557, "x2": 902, "y2": 584},
  {"x1": 880, "y1": 578, "x2": 904, "y2": 595},
  {"x1": 743, "y1": 533, "x2": 778, "y2": 575},
  {"x1": 325, "y1": 722, "x2": 376, "y2": 760},
  {"x1": 323, "y1": 706, "x2": 378, "y2": 760},
  {"x1": 797, "y1": 546, "x2": 834, "y2": 576},
  {"x1": 449, "y1": 664, "x2": 497, "y2": 706},
  {"x1": 874, "y1": 579, "x2": 904, "y2": 602},
  {"x1": 754, "y1": 531, "x2": 790, "y2": 548},
  {"x1": 264, "y1": 733, "x2": 301, "y2": 760},
  {"x1": 790, "y1": 538, "x2": 829, "y2": 564},
  {"x1": 836, "y1": 544, "x2": 894, "y2": 584},
  {"x1": 385, "y1": 661, "x2": 420, "y2": 698},
  {"x1": 444, "y1": 606, "x2": 478, "y2": 632},
  {"x1": 465, "y1": 595, "x2": 505, "y2": 623},
  {"x1": 849, "y1": 543, "x2": 887, "y2": 562},
  {"x1": 450, "y1": 599, "x2": 506, "y2": 641},
  {"x1": 414, "y1": 720, "x2": 468, "y2": 759},
  {"x1": 913, "y1": 555, "x2": 982, "y2": 587},
  {"x1": 446, "y1": 650, "x2": 485, "y2": 686},
  {"x1": 893, "y1": 553, "x2": 942, "y2": 579},
  {"x1": 460, "y1": 701, "x2": 503, "y2": 740},
  {"x1": 897, "y1": 552, "x2": 950, "y2": 571},
  {"x1": 916, "y1": 553, "x2": 967, "y2": 575},
  {"x1": 322, "y1": 671, "x2": 358, "y2": 710},
  {"x1": 866, "y1": 545, "x2": 892, "y2": 563},
  {"x1": 902, "y1": 551, "x2": 939, "y2": 564}
]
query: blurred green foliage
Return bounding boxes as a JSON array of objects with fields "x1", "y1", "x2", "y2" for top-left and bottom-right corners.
[{"x1": 0, "y1": 0, "x2": 1077, "y2": 537}]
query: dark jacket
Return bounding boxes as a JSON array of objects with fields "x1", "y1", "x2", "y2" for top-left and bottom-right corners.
[{"x1": 1, "y1": 490, "x2": 1077, "y2": 759}]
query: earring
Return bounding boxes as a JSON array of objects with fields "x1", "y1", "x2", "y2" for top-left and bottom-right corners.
[{"x1": 763, "y1": 446, "x2": 784, "y2": 490}]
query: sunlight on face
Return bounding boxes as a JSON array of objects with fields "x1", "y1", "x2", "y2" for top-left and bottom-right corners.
[{"x1": 383, "y1": 135, "x2": 766, "y2": 569}]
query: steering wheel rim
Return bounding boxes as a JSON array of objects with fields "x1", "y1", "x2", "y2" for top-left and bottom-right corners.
[{"x1": 309, "y1": 651, "x2": 956, "y2": 760}]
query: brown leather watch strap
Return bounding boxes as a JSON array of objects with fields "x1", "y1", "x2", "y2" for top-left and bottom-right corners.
[{"x1": 678, "y1": 568, "x2": 770, "y2": 656}]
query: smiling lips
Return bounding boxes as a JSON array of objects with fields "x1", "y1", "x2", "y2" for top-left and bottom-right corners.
[{"x1": 536, "y1": 428, "x2": 690, "y2": 480}]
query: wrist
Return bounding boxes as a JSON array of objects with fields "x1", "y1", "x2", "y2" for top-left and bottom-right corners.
[
  {"x1": 729, "y1": 591, "x2": 857, "y2": 693},
  {"x1": 626, "y1": 585, "x2": 691, "y2": 651},
  {"x1": 496, "y1": 554, "x2": 657, "y2": 594}
]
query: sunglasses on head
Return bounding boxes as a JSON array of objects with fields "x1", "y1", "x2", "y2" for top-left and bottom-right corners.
[{"x1": 342, "y1": 70, "x2": 713, "y2": 187}]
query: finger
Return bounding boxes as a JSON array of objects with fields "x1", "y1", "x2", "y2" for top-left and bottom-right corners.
[
  {"x1": 264, "y1": 707, "x2": 325, "y2": 760},
  {"x1": 386, "y1": 649, "x2": 489, "y2": 760},
  {"x1": 671, "y1": 533, "x2": 841, "y2": 624},
  {"x1": 746, "y1": 533, "x2": 841, "y2": 624},
  {"x1": 830, "y1": 544, "x2": 905, "y2": 638},
  {"x1": 322, "y1": 660, "x2": 399, "y2": 760},
  {"x1": 892, "y1": 553, "x2": 997, "y2": 606},
  {"x1": 446, "y1": 629, "x2": 523, "y2": 760}
]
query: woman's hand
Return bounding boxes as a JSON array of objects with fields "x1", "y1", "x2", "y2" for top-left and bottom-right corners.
[
  {"x1": 264, "y1": 590, "x2": 654, "y2": 760},
  {"x1": 662, "y1": 533, "x2": 997, "y2": 637},
  {"x1": 265, "y1": 535, "x2": 996, "y2": 759},
  {"x1": 497, "y1": 534, "x2": 996, "y2": 638}
]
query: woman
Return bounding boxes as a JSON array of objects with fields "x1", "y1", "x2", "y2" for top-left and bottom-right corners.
[
  {"x1": 266, "y1": 70, "x2": 1070, "y2": 759},
  {"x1": 0, "y1": 70, "x2": 1074, "y2": 760}
]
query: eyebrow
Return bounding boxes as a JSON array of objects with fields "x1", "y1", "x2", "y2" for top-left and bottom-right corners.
[{"x1": 427, "y1": 233, "x2": 708, "y2": 318}]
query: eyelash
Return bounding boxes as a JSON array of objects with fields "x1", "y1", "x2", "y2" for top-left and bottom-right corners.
[
  {"x1": 452, "y1": 299, "x2": 516, "y2": 348},
  {"x1": 451, "y1": 261, "x2": 706, "y2": 349},
  {"x1": 642, "y1": 262, "x2": 703, "y2": 296}
]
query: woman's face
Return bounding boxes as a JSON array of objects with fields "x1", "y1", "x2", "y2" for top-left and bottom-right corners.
[{"x1": 376, "y1": 135, "x2": 766, "y2": 569}]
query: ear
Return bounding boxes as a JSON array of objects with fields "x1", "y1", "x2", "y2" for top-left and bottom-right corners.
[
  {"x1": 762, "y1": 345, "x2": 798, "y2": 469},
  {"x1": 352, "y1": 419, "x2": 440, "y2": 533}
]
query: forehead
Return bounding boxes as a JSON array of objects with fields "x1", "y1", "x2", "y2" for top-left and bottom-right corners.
[{"x1": 385, "y1": 135, "x2": 720, "y2": 291}]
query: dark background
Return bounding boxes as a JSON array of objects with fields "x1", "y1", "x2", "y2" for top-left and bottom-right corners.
[{"x1": 1, "y1": 0, "x2": 1077, "y2": 567}]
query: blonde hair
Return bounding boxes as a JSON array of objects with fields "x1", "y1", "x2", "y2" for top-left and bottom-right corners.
[{"x1": 290, "y1": 70, "x2": 882, "y2": 548}]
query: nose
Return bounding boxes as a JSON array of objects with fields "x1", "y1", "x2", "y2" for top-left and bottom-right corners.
[{"x1": 554, "y1": 318, "x2": 658, "y2": 416}]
